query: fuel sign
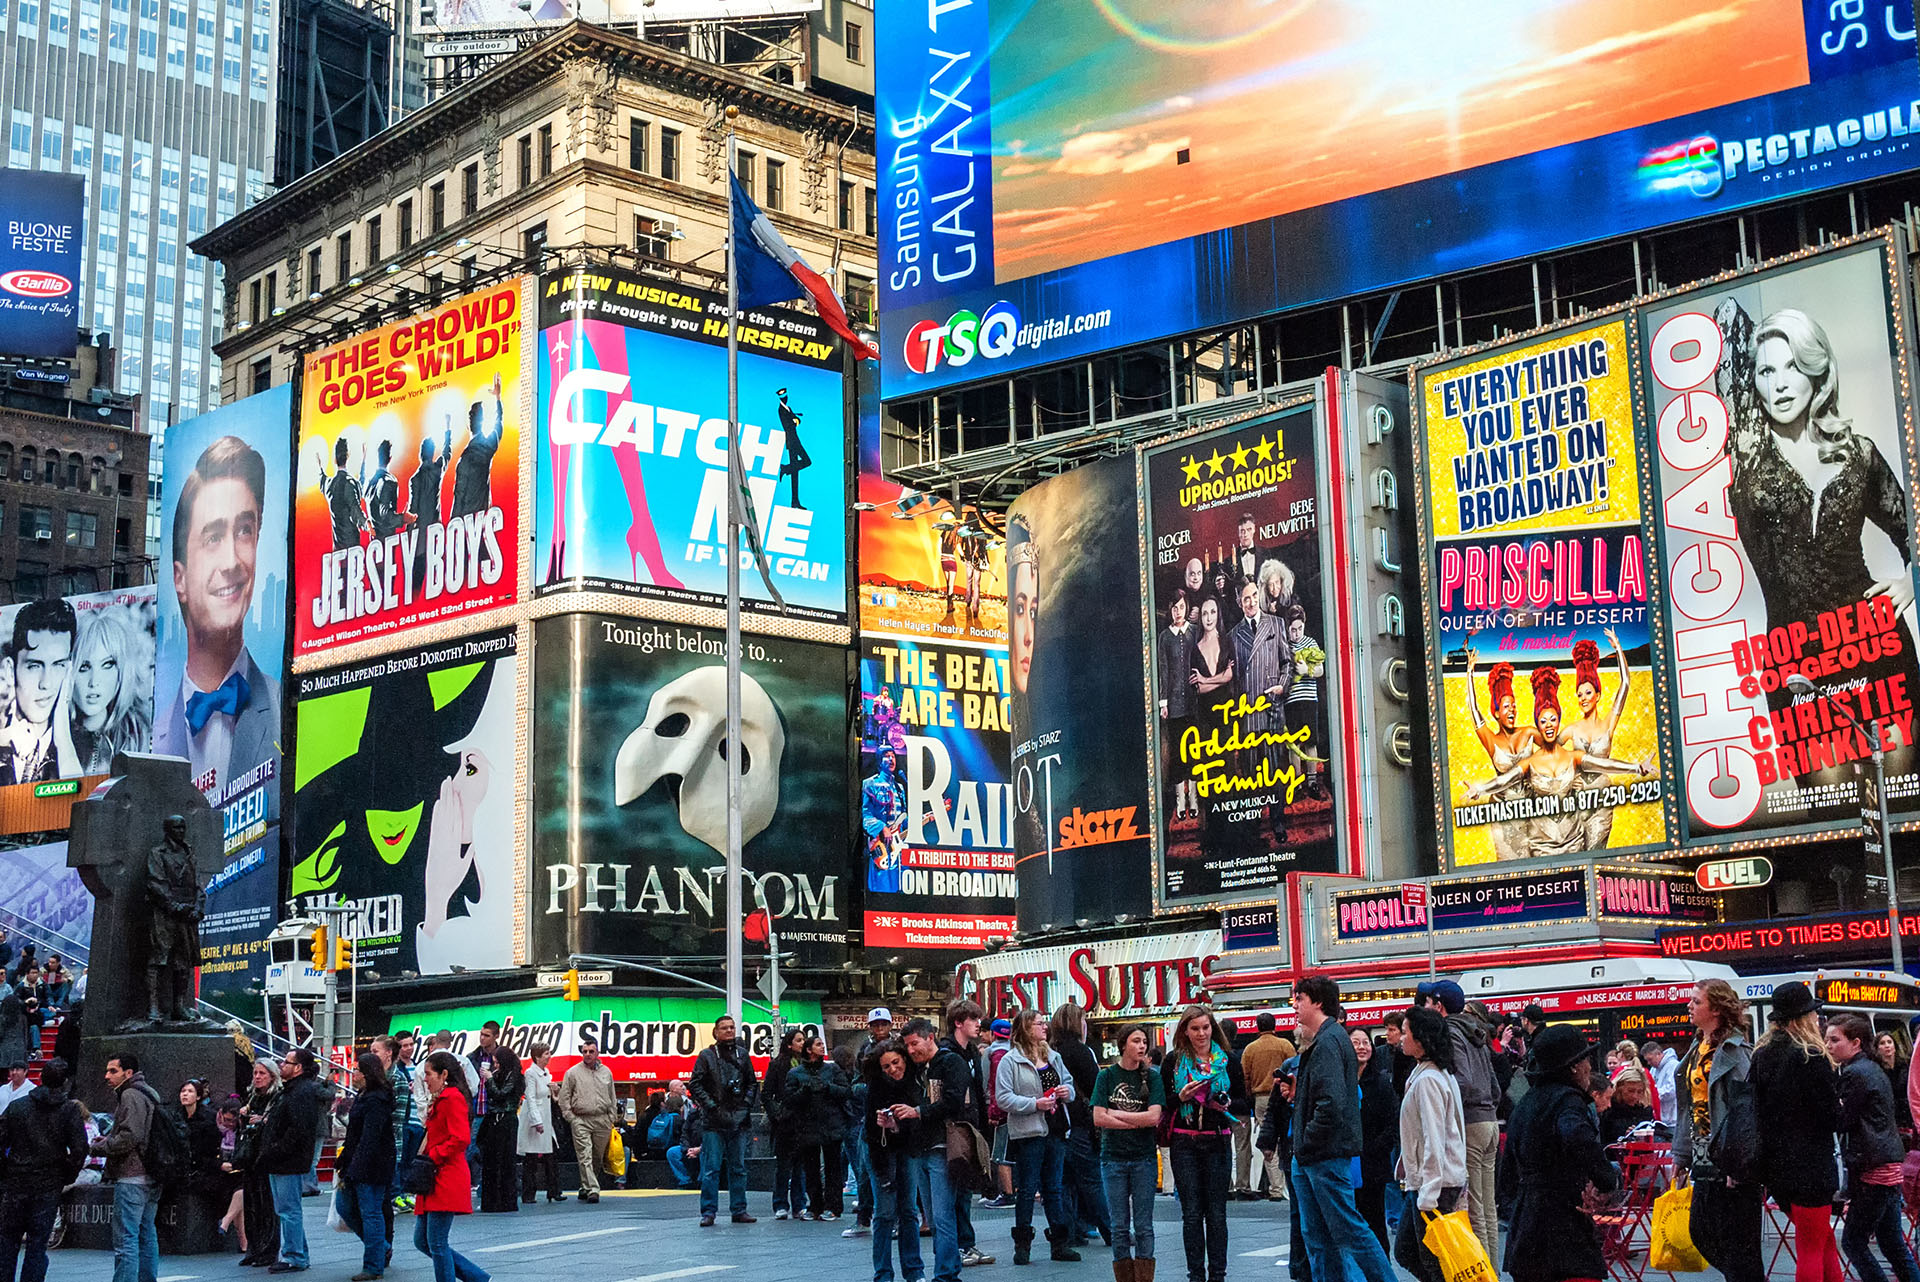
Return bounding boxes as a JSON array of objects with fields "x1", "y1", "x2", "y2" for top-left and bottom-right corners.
[{"x1": 1694, "y1": 857, "x2": 1774, "y2": 893}]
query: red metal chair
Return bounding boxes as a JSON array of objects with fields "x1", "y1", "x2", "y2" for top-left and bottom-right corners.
[{"x1": 1598, "y1": 1139, "x2": 1676, "y2": 1282}]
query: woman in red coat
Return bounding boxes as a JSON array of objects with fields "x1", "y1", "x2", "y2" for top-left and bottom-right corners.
[{"x1": 413, "y1": 1051, "x2": 490, "y2": 1282}]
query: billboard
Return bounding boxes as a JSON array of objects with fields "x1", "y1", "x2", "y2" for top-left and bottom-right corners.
[
  {"x1": 292, "y1": 630, "x2": 519, "y2": 978},
  {"x1": 0, "y1": 585, "x2": 157, "y2": 787},
  {"x1": 534, "y1": 268, "x2": 849, "y2": 625},
  {"x1": 0, "y1": 840, "x2": 92, "y2": 961},
  {"x1": 859, "y1": 636, "x2": 1017, "y2": 953},
  {"x1": 0, "y1": 172, "x2": 84, "y2": 359},
  {"x1": 1412, "y1": 320, "x2": 1669, "y2": 867},
  {"x1": 427, "y1": 0, "x2": 818, "y2": 36},
  {"x1": 1006, "y1": 455, "x2": 1154, "y2": 930},
  {"x1": 157, "y1": 387, "x2": 290, "y2": 838},
  {"x1": 294, "y1": 279, "x2": 525, "y2": 658},
  {"x1": 1642, "y1": 236, "x2": 1920, "y2": 842},
  {"x1": 199, "y1": 829, "x2": 279, "y2": 994},
  {"x1": 1139, "y1": 404, "x2": 1341, "y2": 901},
  {"x1": 878, "y1": 2, "x2": 1920, "y2": 397},
  {"x1": 531, "y1": 614, "x2": 851, "y2": 966}
]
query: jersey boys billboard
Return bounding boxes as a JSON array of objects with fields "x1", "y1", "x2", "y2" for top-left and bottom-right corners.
[
  {"x1": 859, "y1": 637, "x2": 1017, "y2": 951},
  {"x1": 1642, "y1": 236, "x2": 1920, "y2": 842},
  {"x1": 294, "y1": 279, "x2": 525, "y2": 658},
  {"x1": 534, "y1": 269, "x2": 849, "y2": 625},
  {"x1": 878, "y1": 1, "x2": 1920, "y2": 396},
  {"x1": 1413, "y1": 320, "x2": 1669, "y2": 867}
]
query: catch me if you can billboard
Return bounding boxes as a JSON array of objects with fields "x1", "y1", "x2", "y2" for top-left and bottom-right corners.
[{"x1": 878, "y1": 1, "x2": 1920, "y2": 396}]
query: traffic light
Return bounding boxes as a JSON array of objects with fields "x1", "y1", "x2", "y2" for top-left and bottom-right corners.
[
  {"x1": 333, "y1": 936, "x2": 353, "y2": 972},
  {"x1": 309, "y1": 926, "x2": 330, "y2": 970},
  {"x1": 563, "y1": 968, "x2": 580, "y2": 1002}
]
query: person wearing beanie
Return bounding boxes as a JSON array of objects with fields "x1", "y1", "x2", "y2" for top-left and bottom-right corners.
[{"x1": 1502, "y1": 1027, "x2": 1618, "y2": 1282}]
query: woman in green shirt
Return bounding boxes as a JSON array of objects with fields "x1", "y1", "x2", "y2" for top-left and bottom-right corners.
[{"x1": 1093, "y1": 1025, "x2": 1166, "y2": 1282}]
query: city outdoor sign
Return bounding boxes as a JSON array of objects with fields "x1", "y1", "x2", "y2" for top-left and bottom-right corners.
[{"x1": 1695, "y1": 857, "x2": 1774, "y2": 893}]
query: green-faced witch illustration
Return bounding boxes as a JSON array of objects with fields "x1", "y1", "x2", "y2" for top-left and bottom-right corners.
[{"x1": 293, "y1": 642, "x2": 517, "y2": 974}]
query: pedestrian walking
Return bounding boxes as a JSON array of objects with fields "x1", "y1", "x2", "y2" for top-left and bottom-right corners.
[
  {"x1": 1392, "y1": 1007, "x2": 1466, "y2": 1282},
  {"x1": 836, "y1": 1044, "x2": 874, "y2": 1238},
  {"x1": 1237, "y1": 1013, "x2": 1294, "y2": 1201},
  {"x1": 939, "y1": 999, "x2": 994, "y2": 1266},
  {"x1": 257, "y1": 1049, "x2": 326, "y2": 1274},
  {"x1": 1254, "y1": 1060, "x2": 1310, "y2": 1282},
  {"x1": 1093, "y1": 1024, "x2": 1165, "y2": 1282},
  {"x1": 0, "y1": 1056, "x2": 86, "y2": 1282},
  {"x1": 413, "y1": 1051, "x2": 489, "y2": 1282},
  {"x1": 996, "y1": 1009, "x2": 1079, "y2": 1266},
  {"x1": 371, "y1": 1036, "x2": 415, "y2": 1222},
  {"x1": 903, "y1": 1019, "x2": 974, "y2": 1281},
  {"x1": 1675, "y1": 978, "x2": 1763, "y2": 1282},
  {"x1": 396, "y1": 1032, "x2": 429, "y2": 1170},
  {"x1": 1414, "y1": 979, "x2": 1500, "y2": 1262},
  {"x1": 95, "y1": 1052, "x2": 162, "y2": 1282},
  {"x1": 476, "y1": 1044, "x2": 523, "y2": 1212},
  {"x1": 1876, "y1": 1032, "x2": 1913, "y2": 1135},
  {"x1": 1051, "y1": 1001, "x2": 1112, "y2": 1248},
  {"x1": 690, "y1": 1014, "x2": 759, "y2": 1227},
  {"x1": 766, "y1": 1028, "x2": 810, "y2": 1220},
  {"x1": 556, "y1": 1036, "x2": 618, "y2": 1203},
  {"x1": 1351, "y1": 1027, "x2": 1400, "y2": 1251},
  {"x1": 1751, "y1": 980, "x2": 1843, "y2": 1282},
  {"x1": 1160, "y1": 1004, "x2": 1246, "y2": 1282},
  {"x1": 1289, "y1": 975, "x2": 1396, "y2": 1282},
  {"x1": 518, "y1": 1042, "x2": 565, "y2": 1203},
  {"x1": 1642, "y1": 1041, "x2": 1679, "y2": 1129},
  {"x1": 335, "y1": 1052, "x2": 397, "y2": 1281},
  {"x1": 865, "y1": 1041, "x2": 925, "y2": 1282},
  {"x1": 1502, "y1": 1025, "x2": 1619, "y2": 1282},
  {"x1": 1831, "y1": 1013, "x2": 1920, "y2": 1282},
  {"x1": 789, "y1": 1033, "x2": 852, "y2": 1221},
  {"x1": 237, "y1": 1058, "x2": 282, "y2": 1266}
]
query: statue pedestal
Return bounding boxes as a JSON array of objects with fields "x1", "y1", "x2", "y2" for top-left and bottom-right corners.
[{"x1": 77, "y1": 1030, "x2": 236, "y2": 1114}]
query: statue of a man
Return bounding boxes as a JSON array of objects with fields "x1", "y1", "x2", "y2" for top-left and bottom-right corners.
[{"x1": 146, "y1": 814, "x2": 203, "y2": 1024}]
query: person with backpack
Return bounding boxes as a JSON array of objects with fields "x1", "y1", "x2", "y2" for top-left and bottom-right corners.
[
  {"x1": 0, "y1": 1056, "x2": 87, "y2": 1282},
  {"x1": 257, "y1": 1049, "x2": 328, "y2": 1274},
  {"x1": 1675, "y1": 978, "x2": 1762, "y2": 1282},
  {"x1": 94, "y1": 1051, "x2": 171, "y2": 1282}
]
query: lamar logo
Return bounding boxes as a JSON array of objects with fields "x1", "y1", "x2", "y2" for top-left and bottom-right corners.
[
  {"x1": 0, "y1": 269, "x2": 71, "y2": 298},
  {"x1": 1057, "y1": 806, "x2": 1142, "y2": 850}
]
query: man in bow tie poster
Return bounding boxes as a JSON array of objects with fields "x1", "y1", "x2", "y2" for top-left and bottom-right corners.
[{"x1": 156, "y1": 388, "x2": 290, "y2": 824}]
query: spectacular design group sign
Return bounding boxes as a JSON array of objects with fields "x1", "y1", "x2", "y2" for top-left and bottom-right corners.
[
  {"x1": 534, "y1": 268, "x2": 848, "y2": 624},
  {"x1": 294, "y1": 279, "x2": 526, "y2": 657},
  {"x1": 1413, "y1": 320, "x2": 1669, "y2": 866}
]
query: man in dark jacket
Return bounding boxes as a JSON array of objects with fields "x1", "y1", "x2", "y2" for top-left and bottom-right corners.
[
  {"x1": 95, "y1": 1052, "x2": 159, "y2": 1282},
  {"x1": 1831, "y1": 1013, "x2": 1920, "y2": 1282},
  {"x1": 689, "y1": 1015, "x2": 759, "y2": 1227},
  {"x1": 904, "y1": 1021, "x2": 970, "y2": 1282},
  {"x1": 938, "y1": 999, "x2": 995, "y2": 1267},
  {"x1": 259, "y1": 1049, "x2": 327, "y2": 1273},
  {"x1": 0, "y1": 1057, "x2": 86, "y2": 1282},
  {"x1": 1290, "y1": 975, "x2": 1396, "y2": 1282}
]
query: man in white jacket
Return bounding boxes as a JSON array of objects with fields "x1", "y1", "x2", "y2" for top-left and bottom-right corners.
[{"x1": 1394, "y1": 1007, "x2": 1468, "y2": 1282}]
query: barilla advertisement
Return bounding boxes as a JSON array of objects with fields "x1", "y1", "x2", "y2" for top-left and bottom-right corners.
[
  {"x1": 0, "y1": 172, "x2": 83, "y2": 359},
  {"x1": 294, "y1": 278, "x2": 526, "y2": 657},
  {"x1": 1413, "y1": 318, "x2": 1668, "y2": 868}
]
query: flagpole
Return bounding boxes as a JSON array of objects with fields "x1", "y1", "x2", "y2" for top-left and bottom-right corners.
[{"x1": 723, "y1": 106, "x2": 744, "y2": 1030}]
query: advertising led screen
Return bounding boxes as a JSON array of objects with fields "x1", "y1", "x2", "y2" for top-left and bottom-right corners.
[
  {"x1": 535, "y1": 268, "x2": 848, "y2": 625},
  {"x1": 879, "y1": 1, "x2": 1920, "y2": 397},
  {"x1": 0, "y1": 171, "x2": 83, "y2": 359},
  {"x1": 292, "y1": 630, "x2": 519, "y2": 978},
  {"x1": 295, "y1": 279, "x2": 525, "y2": 658},
  {"x1": 157, "y1": 387, "x2": 290, "y2": 838},
  {"x1": 1642, "y1": 236, "x2": 1920, "y2": 842},
  {"x1": 1139, "y1": 404, "x2": 1342, "y2": 901},
  {"x1": 859, "y1": 636, "x2": 1017, "y2": 953},
  {"x1": 0, "y1": 584, "x2": 157, "y2": 788},
  {"x1": 1412, "y1": 320, "x2": 1669, "y2": 867},
  {"x1": 530, "y1": 614, "x2": 851, "y2": 967}
]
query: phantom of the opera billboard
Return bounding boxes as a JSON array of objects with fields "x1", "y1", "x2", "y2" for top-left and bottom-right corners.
[
  {"x1": 1139, "y1": 402, "x2": 1343, "y2": 902},
  {"x1": 1642, "y1": 234, "x2": 1920, "y2": 844},
  {"x1": 534, "y1": 268, "x2": 849, "y2": 625},
  {"x1": 1412, "y1": 318, "x2": 1669, "y2": 867},
  {"x1": 294, "y1": 279, "x2": 526, "y2": 658},
  {"x1": 531, "y1": 614, "x2": 852, "y2": 966}
]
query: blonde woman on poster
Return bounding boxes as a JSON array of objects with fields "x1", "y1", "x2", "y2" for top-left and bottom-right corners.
[{"x1": 1564, "y1": 630, "x2": 1630, "y2": 850}]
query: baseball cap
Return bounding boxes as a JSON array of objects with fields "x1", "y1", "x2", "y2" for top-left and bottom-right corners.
[
  {"x1": 1415, "y1": 979, "x2": 1466, "y2": 1015},
  {"x1": 867, "y1": 1007, "x2": 893, "y2": 1024},
  {"x1": 990, "y1": 1018, "x2": 1012, "y2": 1038}
]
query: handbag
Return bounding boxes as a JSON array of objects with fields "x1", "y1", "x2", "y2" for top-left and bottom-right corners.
[
  {"x1": 944, "y1": 1119, "x2": 993, "y2": 1194},
  {"x1": 604, "y1": 1127, "x2": 626, "y2": 1176},
  {"x1": 1648, "y1": 1184, "x2": 1707, "y2": 1273},
  {"x1": 1422, "y1": 1208, "x2": 1497, "y2": 1282},
  {"x1": 404, "y1": 1156, "x2": 438, "y2": 1196}
]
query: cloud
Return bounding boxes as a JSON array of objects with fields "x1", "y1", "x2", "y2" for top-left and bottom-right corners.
[{"x1": 1052, "y1": 130, "x2": 1193, "y2": 177}]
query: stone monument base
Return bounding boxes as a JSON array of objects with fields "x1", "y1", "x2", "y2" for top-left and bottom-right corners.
[
  {"x1": 77, "y1": 1029, "x2": 236, "y2": 1113},
  {"x1": 57, "y1": 1181, "x2": 237, "y2": 1255}
]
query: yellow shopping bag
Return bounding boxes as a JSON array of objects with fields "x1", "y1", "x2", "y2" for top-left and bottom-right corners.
[
  {"x1": 1649, "y1": 1184, "x2": 1708, "y2": 1273},
  {"x1": 604, "y1": 1127, "x2": 627, "y2": 1177},
  {"x1": 1423, "y1": 1209, "x2": 1497, "y2": 1282}
]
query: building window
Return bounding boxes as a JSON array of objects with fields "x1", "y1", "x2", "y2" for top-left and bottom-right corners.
[
  {"x1": 0, "y1": 443, "x2": 11, "y2": 478},
  {"x1": 337, "y1": 231, "x2": 352, "y2": 282},
  {"x1": 635, "y1": 215, "x2": 671, "y2": 259},
  {"x1": 523, "y1": 221, "x2": 547, "y2": 261},
  {"x1": 628, "y1": 118, "x2": 648, "y2": 173},
  {"x1": 660, "y1": 128, "x2": 681, "y2": 182},
  {"x1": 367, "y1": 213, "x2": 382, "y2": 260},
  {"x1": 18, "y1": 506, "x2": 51, "y2": 539},
  {"x1": 14, "y1": 566, "x2": 45, "y2": 600},
  {"x1": 737, "y1": 150, "x2": 755, "y2": 193},
  {"x1": 307, "y1": 245, "x2": 323, "y2": 292},
  {"x1": 461, "y1": 163, "x2": 478, "y2": 218},
  {"x1": 429, "y1": 181, "x2": 446, "y2": 234},
  {"x1": 265, "y1": 270, "x2": 277, "y2": 313},
  {"x1": 64, "y1": 511, "x2": 96, "y2": 548},
  {"x1": 537, "y1": 123, "x2": 553, "y2": 177},
  {"x1": 41, "y1": 455, "x2": 54, "y2": 486},
  {"x1": 863, "y1": 185, "x2": 876, "y2": 238},
  {"x1": 115, "y1": 517, "x2": 131, "y2": 550},
  {"x1": 845, "y1": 274, "x2": 875, "y2": 324},
  {"x1": 398, "y1": 198, "x2": 414, "y2": 250},
  {"x1": 18, "y1": 448, "x2": 34, "y2": 484},
  {"x1": 838, "y1": 180, "x2": 853, "y2": 231},
  {"x1": 845, "y1": 20, "x2": 862, "y2": 63},
  {"x1": 64, "y1": 453, "x2": 80, "y2": 489},
  {"x1": 251, "y1": 354, "x2": 271, "y2": 393},
  {"x1": 518, "y1": 134, "x2": 532, "y2": 187},
  {"x1": 90, "y1": 457, "x2": 104, "y2": 493},
  {"x1": 249, "y1": 277, "x2": 260, "y2": 322},
  {"x1": 765, "y1": 158, "x2": 785, "y2": 211},
  {"x1": 118, "y1": 471, "x2": 134, "y2": 497}
]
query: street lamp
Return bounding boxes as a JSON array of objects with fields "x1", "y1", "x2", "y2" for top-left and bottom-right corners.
[{"x1": 1787, "y1": 672, "x2": 1902, "y2": 971}]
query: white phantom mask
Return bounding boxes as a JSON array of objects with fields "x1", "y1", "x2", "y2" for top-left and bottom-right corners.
[{"x1": 613, "y1": 666, "x2": 786, "y2": 852}]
